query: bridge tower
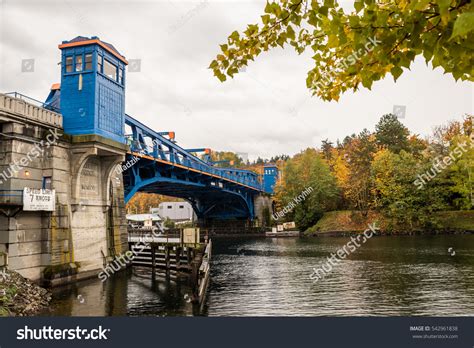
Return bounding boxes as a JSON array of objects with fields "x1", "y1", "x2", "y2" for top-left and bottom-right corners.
[
  {"x1": 58, "y1": 36, "x2": 128, "y2": 143},
  {"x1": 263, "y1": 164, "x2": 279, "y2": 193}
]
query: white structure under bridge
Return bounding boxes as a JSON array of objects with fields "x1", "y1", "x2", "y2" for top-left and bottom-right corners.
[{"x1": 151, "y1": 202, "x2": 196, "y2": 223}]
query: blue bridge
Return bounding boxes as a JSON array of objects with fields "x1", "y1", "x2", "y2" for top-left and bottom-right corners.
[{"x1": 41, "y1": 36, "x2": 278, "y2": 220}]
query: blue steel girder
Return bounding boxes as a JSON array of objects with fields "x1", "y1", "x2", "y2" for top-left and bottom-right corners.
[
  {"x1": 124, "y1": 166, "x2": 256, "y2": 219},
  {"x1": 123, "y1": 162, "x2": 260, "y2": 219},
  {"x1": 123, "y1": 114, "x2": 265, "y2": 219}
]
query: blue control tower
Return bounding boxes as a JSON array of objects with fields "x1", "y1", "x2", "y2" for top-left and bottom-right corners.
[
  {"x1": 263, "y1": 164, "x2": 279, "y2": 193},
  {"x1": 58, "y1": 36, "x2": 128, "y2": 143}
]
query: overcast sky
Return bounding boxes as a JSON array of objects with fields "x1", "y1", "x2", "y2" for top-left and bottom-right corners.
[{"x1": 1, "y1": 0, "x2": 472, "y2": 160}]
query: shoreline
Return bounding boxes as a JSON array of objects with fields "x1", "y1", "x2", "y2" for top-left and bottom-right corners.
[
  {"x1": 303, "y1": 210, "x2": 474, "y2": 238},
  {"x1": 305, "y1": 229, "x2": 474, "y2": 238},
  {"x1": 0, "y1": 270, "x2": 51, "y2": 317}
]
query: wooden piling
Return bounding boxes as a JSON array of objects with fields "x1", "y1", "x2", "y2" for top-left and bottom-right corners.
[
  {"x1": 151, "y1": 245, "x2": 156, "y2": 276},
  {"x1": 175, "y1": 247, "x2": 181, "y2": 270},
  {"x1": 128, "y1": 228, "x2": 211, "y2": 306},
  {"x1": 165, "y1": 246, "x2": 170, "y2": 276}
]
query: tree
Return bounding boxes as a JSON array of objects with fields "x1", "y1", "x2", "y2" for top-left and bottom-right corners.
[
  {"x1": 210, "y1": 0, "x2": 474, "y2": 101},
  {"x1": 345, "y1": 128, "x2": 377, "y2": 215},
  {"x1": 375, "y1": 114, "x2": 410, "y2": 153},
  {"x1": 126, "y1": 193, "x2": 171, "y2": 214},
  {"x1": 446, "y1": 128, "x2": 474, "y2": 209},
  {"x1": 371, "y1": 149, "x2": 446, "y2": 231},
  {"x1": 274, "y1": 148, "x2": 339, "y2": 230},
  {"x1": 210, "y1": 151, "x2": 245, "y2": 167},
  {"x1": 163, "y1": 217, "x2": 176, "y2": 229},
  {"x1": 328, "y1": 148, "x2": 350, "y2": 208},
  {"x1": 321, "y1": 139, "x2": 334, "y2": 161}
]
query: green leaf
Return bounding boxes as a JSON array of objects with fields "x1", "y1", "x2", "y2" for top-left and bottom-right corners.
[
  {"x1": 437, "y1": 0, "x2": 451, "y2": 15},
  {"x1": 229, "y1": 31, "x2": 240, "y2": 42},
  {"x1": 348, "y1": 15, "x2": 359, "y2": 27},
  {"x1": 354, "y1": 0, "x2": 364, "y2": 13},
  {"x1": 318, "y1": 6, "x2": 328, "y2": 16},
  {"x1": 391, "y1": 66, "x2": 403, "y2": 81},
  {"x1": 450, "y1": 13, "x2": 474, "y2": 39},
  {"x1": 287, "y1": 25, "x2": 296, "y2": 40}
]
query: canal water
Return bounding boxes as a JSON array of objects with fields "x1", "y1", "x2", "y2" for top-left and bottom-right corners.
[{"x1": 41, "y1": 235, "x2": 474, "y2": 316}]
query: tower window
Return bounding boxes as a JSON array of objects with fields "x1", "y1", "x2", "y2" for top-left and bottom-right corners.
[
  {"x1": 98, "y1": 55, "x2": 103, "y2": 73},
  {"x1": 85, "y1": 53, "x2": 93, "y2": 70},
  {"x1": 104, "y1": 59, "x2": 117, "y2": 81},
  {"x1": 118, "y1": 68, "x2": 123, "y2": 84},
  {"x1": 75, "y1": 55, "x2": 83, "y2": 72},
  {"x1": 65, "y1": 56, "x2": 73, "y2": 73}
]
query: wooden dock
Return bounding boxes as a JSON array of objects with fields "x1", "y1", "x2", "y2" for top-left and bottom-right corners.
[
  {"x1": 265, "y1": 230, "x2": 300, "y2": 237},
  {"x1": 128, "y1": 228, "x2": 211, "y2": 306}
]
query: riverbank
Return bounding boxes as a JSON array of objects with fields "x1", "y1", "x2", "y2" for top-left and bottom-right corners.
[
  {"x1": 304, "y1": 210, "x2": 474, "y2": 236},
  {"x1": 0, "y1": 269, "x2": 51, "y2": 316}
]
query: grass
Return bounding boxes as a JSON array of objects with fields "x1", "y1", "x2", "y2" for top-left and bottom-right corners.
[
  {"x1": 434, "y1": 211, "x2": 474, "y2": 230},
  {"x1": 0, "y1": 282, "x2": 17, "y2": 317},
  {"x1": 305, "y1": 210, "x2": 474, "y2": 235}
]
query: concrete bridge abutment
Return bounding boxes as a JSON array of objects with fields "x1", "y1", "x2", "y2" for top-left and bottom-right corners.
[
  {"x1": 253, "y1": 194, "x2": 274, "y2": 228},
  {"x1": 0, "y1": 93, "x2": 129, "y2": 286}
]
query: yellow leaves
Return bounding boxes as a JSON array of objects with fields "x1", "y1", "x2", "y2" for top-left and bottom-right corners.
[{"x1": 331, "y1": 153, "x2": 350, "y2": 188}]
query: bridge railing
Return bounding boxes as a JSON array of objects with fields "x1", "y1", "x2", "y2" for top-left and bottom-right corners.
[
  {"x1": 125, "y1": 114, "x2": 264, "y2": 191},
  {"x1": 127, "y1": 227, "x2": 210, "y2": 245},
  {"x1": 4, "y1": 92, "x2": 61, "y2": 113},
  {"x1": 0, "y1": 93, "x2": 62, "y2": 128}
]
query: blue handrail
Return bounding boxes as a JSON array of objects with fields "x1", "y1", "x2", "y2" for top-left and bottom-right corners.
[{"x1": 124, "y1": 114, "x2": 263, "y2": 191}]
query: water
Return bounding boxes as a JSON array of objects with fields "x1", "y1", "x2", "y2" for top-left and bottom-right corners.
[{"x1": 42, "y1": 235, "x2": 474, "y2": 316}]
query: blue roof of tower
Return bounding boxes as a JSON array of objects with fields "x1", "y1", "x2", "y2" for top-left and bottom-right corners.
[{"x1": 59, "y1": 36, "x2": 128, "y2": 64}]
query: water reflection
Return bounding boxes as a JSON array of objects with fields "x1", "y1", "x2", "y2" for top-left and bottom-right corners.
[
  {"x1": 42, "y1": 268, "x2": 198, "y2": 316},
  {"x1": 43, "y1": 235, "x2": 474, "y2": 316}
]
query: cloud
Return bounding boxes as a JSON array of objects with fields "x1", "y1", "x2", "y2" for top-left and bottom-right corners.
[{"x1": 0, "y1": 0, "x2": 472, "y2": 160}]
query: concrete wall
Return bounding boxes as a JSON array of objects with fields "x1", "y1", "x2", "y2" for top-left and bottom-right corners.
[{"x1": 254, "y1": 194, "x2": 274, "y2": 227}]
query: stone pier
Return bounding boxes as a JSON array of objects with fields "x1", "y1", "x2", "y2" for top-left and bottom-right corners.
[{"x1": 253, "y1": 194, "x2": 274, "y2": 227}]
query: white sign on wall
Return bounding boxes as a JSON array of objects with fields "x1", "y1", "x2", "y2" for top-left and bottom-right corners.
[
  {"x1": 23, "y1": 188, "x2": 55, "y2": 211},
  {"x1": 183, "y1": 228, "x2": 200, "y2": 244}
]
